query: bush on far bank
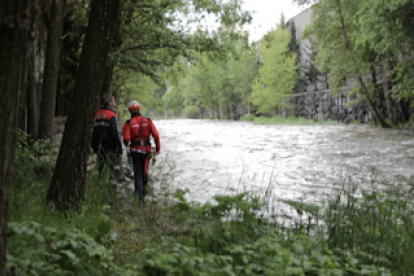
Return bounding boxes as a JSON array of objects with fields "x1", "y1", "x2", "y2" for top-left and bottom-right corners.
[{"x1": 183, "y1": 105, "x2": 200, "y2": 119}]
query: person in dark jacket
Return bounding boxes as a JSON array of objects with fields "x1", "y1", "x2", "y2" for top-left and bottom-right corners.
[
  {"x1": 123, "y1": 100, "x2": 160, "y2": 206},
  {"x1": 91, "y1": 94, "x2": 122, "y2": 180}
]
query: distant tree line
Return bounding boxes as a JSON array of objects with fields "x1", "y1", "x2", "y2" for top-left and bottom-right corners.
[{"x1": 163, "y1": 0, "x2": 414, "y2": 125}]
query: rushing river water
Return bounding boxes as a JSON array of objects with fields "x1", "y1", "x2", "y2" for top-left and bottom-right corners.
[{"x1": 151, "y1": 119, "x2": 414, "y2": 206}]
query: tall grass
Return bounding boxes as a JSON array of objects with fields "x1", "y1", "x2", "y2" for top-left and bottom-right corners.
[
  {"x1": 323, "y1": 188, "x2": 414, "y2": 274},
  {"x1": 253, "y1": 115, "x2": 339, "y2": 125},
  {"x1": 240, "y1": 114, "x2": 339, "y2": 125}
]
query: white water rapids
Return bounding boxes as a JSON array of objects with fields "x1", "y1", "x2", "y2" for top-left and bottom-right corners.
[{"x1": 149, "y1": 119, "x2": 414, "y2": 206}]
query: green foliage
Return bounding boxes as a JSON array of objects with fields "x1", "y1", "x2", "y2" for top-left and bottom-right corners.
[
  {"x1": 7, "y1": 221, "x2": 121, "y2": 276},
  {"x1": 322, "y1": 188, "x2": 414, "y2": 274},
  {"x1": 251, "y1": 25, "x2": 298, "y2": 113},
  {"x1": 14, "y1": 131, "x2": 56, "y2": 177},
  {"x1": 240, "y1": 114, "x2": 254, "y2": 122},
  {"x1": 133, "y1": 238, "x2": 392, "y2": 275},
  {"x1": 302, "y1": 0, "x2": 414, "y2": 123},
  {"x1": 305, "y1": 0, "x2": 367, "y2": 95},
  {"x1": 356, "y1": 0, "x2": 414, "y2": 103},
  {"x1": 112, "y1": 0, "x2": 251, "y2": 89},
  {"x1": 10, "y1": 132, "x2": 56, "y2": 220},
  {"x1": 252, "y1": 115, "x2": 338, "y2": 125},
  {"x1": 115, "y1": 71, "x2": 162, "y2": 119},
  {"x1": 182, "y1": 105, "x2": 200, "y2": 119},
  {"x1": 163, "y1": 88, "x2": 185, "y2": 116},
  {"x1": 7, "y1": 136, "x2": 131, "y2": 275},
  {"x1": 121, "y1": 192, "x2": 392, "y2": 275},
  {"x1": 166, "y1": 32, "x2": 257, "y2": 119}
]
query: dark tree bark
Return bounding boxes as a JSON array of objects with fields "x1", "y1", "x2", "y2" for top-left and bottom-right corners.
[
  {"x1": 102, "y1": 66, "x2": 115, "y2": 97},
  {"x1": 28, "y1": 48, "x2": 41, "y2": 137},
  {"x1": 101, "y1": 1, "x2": 124, "y2": 99},
  {"x1": 58, "y1": 14, "x2": 84, "y2": 117},
  {"x1": 27, "y1": 19, "x2": 46, "y2": 137},
  {"x1": 0, "y1": 0, "x2": 41, "y2": 273},
  {"x1": 382, "y1": 58, "x2": 396, "y2": 125},
  {"x1": 101, "y1": 0, "x2": 140, "y2": 99},
  {"x1": 47, "y1": 0, "x2": 121, "y2": 210},
  {"x1": 39, "y1": 0, "x2": 66, "y2": 140}
]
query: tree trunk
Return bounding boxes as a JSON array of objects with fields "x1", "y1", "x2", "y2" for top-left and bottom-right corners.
[
  {"x1": 335, "y1": 0, "x2": 390, "y2": 128},
  {"x1": 28, "y1": 47, "x2": 41, "y2": 137},
  {"x1": 0, "y1": 0, "x2": 37, "y2": 273},
  {"x1": 101, "y1": 66, "x2": 114, "y2": 97},
  {"x1": 101, "y1": 6, "x2": 123, "y2": 99},
  {"x1": 47, "y1": 0, "x2": 121, "y2": 211},
  {"x1": 39, "y1": 0, "x2": 65, "y2": 140},
  {"x1": 55, "y1": 73, "x2": 65, "y2": 117},
  {"x1": 232, "y1": 104, "x2": 238, "y2": 120},
  {"x1": 382, "y1": 58, "x2": 396, "y2": 125},
  {"x1": 397, "y1": 100, "x2": 410, "y2": 123},
  {"x1": 28, "y1": 20, "x2": 45, "y2": 137},
  {"x1": 58, "y1": 13, "x2": 84, "y2": 117}
]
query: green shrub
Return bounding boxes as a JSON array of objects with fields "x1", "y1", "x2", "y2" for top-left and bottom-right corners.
[
  {"x1": 7, "y1": 221, "x2": 123, "y2": 276},
  {"x1": 182, "y1": 105, "x2": 200, "y2": 119},
  {"x1": 252, "y1": 115, "x2": 339, "y2": 125},
  {"x1": 240, "y1": 114, "x2": 254, "y2": 122},
  {"x1": 132, "y1": 191, "x2": 392, "y2": 275}
]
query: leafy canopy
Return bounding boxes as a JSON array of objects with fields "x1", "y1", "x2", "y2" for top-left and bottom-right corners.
[{"x1": 251, "y1": 25, "x2": 298, "y2": 114}]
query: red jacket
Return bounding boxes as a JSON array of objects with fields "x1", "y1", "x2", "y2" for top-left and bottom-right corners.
[{"x1": 123, "y1": 115, "x2": 160, "y2": 154}]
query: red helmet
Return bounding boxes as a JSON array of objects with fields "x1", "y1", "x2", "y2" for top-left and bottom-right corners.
[{"x1": 128, "y1": 100, "x2": 141, "y2": 112}]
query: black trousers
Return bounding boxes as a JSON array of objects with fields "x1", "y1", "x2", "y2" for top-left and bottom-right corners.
[
  {"x1": 97, "y1": 150, "x2": 120, "y2": 180},
  {"x1": 131, "y1": 152, "x2": 149, "y2": 203}
]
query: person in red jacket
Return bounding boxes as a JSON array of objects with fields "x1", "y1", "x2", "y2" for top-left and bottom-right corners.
[
  {"x1": 123, "y1": 100, "x2": 160, "y2": 205},
  {"x1": 91, "y1": 94, "x2": 122, "y2": 180}
]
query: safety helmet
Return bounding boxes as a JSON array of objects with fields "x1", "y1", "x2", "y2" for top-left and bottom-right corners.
[{"x1": 128, "y1": 100, "x2": 141, "y2": 112}]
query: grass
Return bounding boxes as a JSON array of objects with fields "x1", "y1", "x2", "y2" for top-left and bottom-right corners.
[{"x1": 241, "y1": 115, "x2": 339, "y2": 125}]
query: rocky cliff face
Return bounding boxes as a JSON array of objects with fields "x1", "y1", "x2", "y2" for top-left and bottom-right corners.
[{"x1": 289, "y1": 91, "x2": 370, "y2": 123}]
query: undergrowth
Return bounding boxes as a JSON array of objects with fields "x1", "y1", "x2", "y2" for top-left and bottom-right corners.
[{"x1": 241, "y1": 115, "x2": 339, "y2": 125}]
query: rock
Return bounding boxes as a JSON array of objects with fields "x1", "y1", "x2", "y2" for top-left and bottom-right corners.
[
  {"x1": 52, "y1": 133, "x2": 63, "y2": 147},
  {"x1": 343, "y1": 114, "x2": 356, "y2": 124}
]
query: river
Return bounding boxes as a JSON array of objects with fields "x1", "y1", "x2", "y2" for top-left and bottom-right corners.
[{"x1": 150, "y1": 119, "x2": 414, "y2": 206}]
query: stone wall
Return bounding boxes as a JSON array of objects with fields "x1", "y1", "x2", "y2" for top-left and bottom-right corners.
[
  {"x1": 288, "y1": 90, "x2": 371, "y2": 123},
  {"x1": 286, "y1": 84, "x2": 414, "y2": 124}
]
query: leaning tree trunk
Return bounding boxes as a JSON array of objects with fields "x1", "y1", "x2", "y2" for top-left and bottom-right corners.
[
  {"x1": 0, "y1": 0, "x2": 39, "y2": 273},
  {"x1": 335, "y1": 0, "x2": 390, "y2": 128},
  {"x1": 382, "y1": 58, "x2": 396, "y2": 125},
  {"x1": 39, "y1": 0, "x2": 66, "y2": 140},
  {"x1": 47, "y1": 0, "x2": 121, "y2": 211}
]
